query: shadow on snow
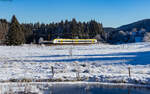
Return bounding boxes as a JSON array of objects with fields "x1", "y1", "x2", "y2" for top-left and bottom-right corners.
[{"x1": 12, "y1": 51, "x2": 150, "y2": 65}]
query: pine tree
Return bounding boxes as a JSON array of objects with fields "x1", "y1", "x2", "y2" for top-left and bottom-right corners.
[
  {"x1": 70, "y1": 18, "x2": 79, "y2": 39},
  {"x1": 0, "y1": 19, "x2": 9, "y2": 44},
  {"x1": 6, "y1": 15, "x2": 25, "y2": 45},
  {"x1": 21, "y1": 24, "x2": 33, "y2": 44}
]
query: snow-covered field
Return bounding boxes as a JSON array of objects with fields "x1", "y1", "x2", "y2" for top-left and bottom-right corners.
[{"x1": 0, "y1": 42, "x2": 150, "y2": 85}]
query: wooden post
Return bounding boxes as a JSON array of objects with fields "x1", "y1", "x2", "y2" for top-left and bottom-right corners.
[
  {"x1": 128, "y1": 67, "x2": 131, "y2": 77},
  {"x1": 76, "y1": 71, "x2": 80, "y2": 80},
  {"x1": 51, "y1": 66, "x2": 54, "y2": 78},
  {"x1": 74, "y1": 61, "x2": 80, "y2": 80},
  {"x1": 69, "y1": 47, "x2": 73, "y2": 56}
]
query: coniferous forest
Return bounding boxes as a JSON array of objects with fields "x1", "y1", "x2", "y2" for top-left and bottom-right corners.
[{"x1": 0, "y1": 15, "x2": 105, "y2": 45}]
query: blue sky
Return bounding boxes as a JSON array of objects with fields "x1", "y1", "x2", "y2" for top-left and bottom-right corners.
[{"x1": 0, "y1": 0, "x2": 150, "y2": 27}]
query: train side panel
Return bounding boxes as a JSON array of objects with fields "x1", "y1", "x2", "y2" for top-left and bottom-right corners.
[{"x1": 53, "y1": 39, "x2": 97, "y2": 44}]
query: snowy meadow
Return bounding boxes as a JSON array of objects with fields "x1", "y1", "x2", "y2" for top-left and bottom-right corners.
[{"x1": 0, "y1": 42, "x2": 150, "y2": 85}]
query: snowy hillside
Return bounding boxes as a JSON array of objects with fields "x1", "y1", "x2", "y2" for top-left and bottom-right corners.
[{"x1": 0, "y1": 42, "x2": 150, "y2": 84}]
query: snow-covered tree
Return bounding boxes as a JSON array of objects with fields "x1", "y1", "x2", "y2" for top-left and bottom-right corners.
[
  {"x1": 38, "y1": 37, "x2": 44, "y2": 44},
  {"x1": 143, "y1": 32, "x2": 150, "y2": 42}
]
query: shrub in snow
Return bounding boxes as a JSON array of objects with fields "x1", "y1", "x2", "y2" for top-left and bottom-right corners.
[
  {"x1": 83, "y1": 70, "x2": 90, "y2": 73},
  {"x1": 71, "y1": 69, "x2": 77, "y2": 72},
  {"x1": 80, "y1": 64, "x2": 86, "y2": 67}
]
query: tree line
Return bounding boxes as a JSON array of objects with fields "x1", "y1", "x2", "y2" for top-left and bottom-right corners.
[
  {"x1": 0, "y1": 15, "x2": 106, "y2": 45},
  {"x1": 1, "y1": 15, "x2": 149, "y2": 45}
]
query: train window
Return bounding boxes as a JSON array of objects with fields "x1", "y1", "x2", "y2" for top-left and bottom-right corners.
[
  {"x1": 55, "y1": 39, "x2": 96, "y2": 43},
  {"x1": 79, "y1": 40, "x2": 91, "y2": 42}
]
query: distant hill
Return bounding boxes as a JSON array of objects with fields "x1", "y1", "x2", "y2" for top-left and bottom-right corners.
[
  {"x1": 104, "y1": 19, "x2": 150, "y2": 44},
  {"x1": 103, "y1": 27, "x2": 117, "y2": 32},
  {"x1": 117, "y1": 19, "x2": 150, "y2": 32},
  {"x1": 104, "y1": 19, "x2": 150, "y2": 32}
]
